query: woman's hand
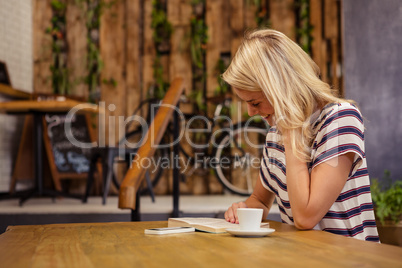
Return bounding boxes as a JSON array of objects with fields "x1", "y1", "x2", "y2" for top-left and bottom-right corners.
[
  {"x1": 224, "y1": 178, "x2": 275, "y2": 224},
  {"x1": 224, "y1": 202, "x2": 248, "y2": 223}
]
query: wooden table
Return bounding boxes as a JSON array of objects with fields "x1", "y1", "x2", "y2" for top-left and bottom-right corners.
[
  {"x1": 0, "y1": 99, "x2": 98, "y2": 204},
  {"x1": 0, "y1": 99, "x2": 98, "y2": 113},
  {"x1": 1, "y1": 221, "x2": 401, "y2": 267}
]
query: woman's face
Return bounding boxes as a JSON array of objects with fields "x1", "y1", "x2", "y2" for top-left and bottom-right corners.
[{"x1": 233, "y1": 88, "x2": 275, "y2": 125}]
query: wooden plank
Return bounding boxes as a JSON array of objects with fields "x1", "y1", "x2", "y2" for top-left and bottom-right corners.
[
  {"x1": 10, "y1": 116, "x2": 34, "y2": 193},
  {"x1": 245, "y1": 0, "x2": 258, "y2": 30},
  {"x1": 324, "y1": 0, "x2": 340, "y2": 93},
  {"x1": 32, "y1": 0, "x2": 53, "y2": 94},
  {"x1": 167, "y1": 0, "x2": 194, "y2": 195},
  {"x1": 229, "y1": 0, "x2": 246, "y2": 126},
  {"x1": 0, "y1": 100, "x2": 98, "y2": 114},
  {"x1": 324, "y1": 0, "x2": 337, "y2": 39},
  {"x1": 338, "y1": 0, "x2": 344, "y2": 97},
  {"x1": 206, "y1": 0, "x2": 231, "y2": 194},
  {"x1": 125, "y1": 0, "x2": 142, "y2": 117},
  {"x1": 66, "y1": 0, "x2": 88, "y2": 99},
  {"x1": 206, "y1": 0, "x2": 224, "y2": 98},
  {"x1": 161, "y1": 55, "x2": 171, "y2": 87},
  {"x1": 142, "y1": 0, "x2": 155, "y2": 99},
  {"x1": 100, "y1": 0, "x2": 126, "y2": 145},
  {"x1": 168, "y1": 0, "x2": 192, "y2": 97},
  {"x1": 269, "y1": 0, "x2": 296, "y2": 40},
  {"x1": 0, "y1": 84, "x2": 31, "y2": 99},
  {"x1": 229, "y1": 0, "x2": 244, "y2": 72},
  {"x1": 220, "y1": 1, "x2": 232, "y2": 53},
  {"x1": 119, "y1": 77, "x2": 185, "y2": 210},
  {"x1": 310, "y1": 0, "x2": 325, "y2": 80},
  {"x1": 229, "y1": 0, "x2": 245, "y2": 58},
  {"x1": 320, "y1": 39, "x2": 328, "y2": 83},
  {"x1": 330, "y1": 38, "x2": 339, "y2": 93}
]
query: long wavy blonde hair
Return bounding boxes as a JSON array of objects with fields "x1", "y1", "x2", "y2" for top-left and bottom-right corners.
[{"x1": 222, "y1": 29, "x2": 353, "y2": 161}]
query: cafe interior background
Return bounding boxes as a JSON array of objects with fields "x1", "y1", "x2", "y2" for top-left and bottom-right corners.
[{"x1": 0, "y1": 0, "x2": 401, "y2": 245}]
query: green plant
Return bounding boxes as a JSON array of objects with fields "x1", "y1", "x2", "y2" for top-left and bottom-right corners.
[
  {"x1": 248, "y1": 0, "x2": 270, "y2": 28},
  {"x1": 150, "y1": 0, "x2": 173, "y2": 99},
  {"x1": 295, "y1": 0, "x2": 313, "y2": 54},
  {"x1": 188, "y1": 0, "x2": 208, "y2": 112},
  {"x1": 47, "y1": 0, "x2": 115, "y2": 98},
  {"x1": 150, "y1": 55, "x2": 169, "y2": 99},
  {"x1": 371, "y1": 170, "x2": 402, "y2": 225},
  {"x1": 190, "y1": 16, "x2": 208, "y2": 69},
  {"x1": 75, "y1": 0, "x2": 116, "y2": 102},
  {"x1": 47, "y1": 0, "x2": 69, "y2": 95},
  {"x1": 151, "y1": 0, "x2": 173, "y2": 52},
  {"x1": 214, "y1": 59, "x2": 229, "y2": 96}
]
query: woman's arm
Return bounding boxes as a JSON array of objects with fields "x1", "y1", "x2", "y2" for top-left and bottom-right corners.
[
  {"x1": 224, "y1": 178, "x2": 276, "y2": 223},
  {"x1": 284, "y1": 138, "x2": 354, "y2": 230}
]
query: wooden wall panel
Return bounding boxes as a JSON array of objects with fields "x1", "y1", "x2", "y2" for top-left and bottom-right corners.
[
  {"x1": 66, "y1": 0, "x2": 88, "y2": 99},
  {"x1": 229, "y1": 0, "x2": 246, "y2": 124},
  {"x1": 310, "y1": 0, "x2": 343, "y2": 95},
  {"x1": 167, "y1": 0, "x2": 194, "y2": 194},
  {"x1": 220, "y1": 1, "x2": 232, "y2": 53},
  {"x1": 206, "y1": 0, "x2": 224, "y2": 98},
  {"x1": 125, "y1": 0, "x2": 142, "y2": 116},
  {"x1": 33, "y1": 0, "x2": 53, "y2": 94},
  {"x1": 244, "y1": 0, "x2": 258, "y2": 30},
  {"x1": 32, "y1": 0, "x2": 343, "y2": 195},
  {"x1": 33, "y1": 0, "x2": 343, "y2": 102},
  {"x1": 142, "y1": 0, "x2": 155, "y2": 99},
  {"x1": 270, "y1": 0, "x2": 296, "y2": 40},
  {"x1": 324, "y1": 0, "x2": 341, "y2": 94},
  {"x1": 229, "y1": 0, "x2": 245, "y2": 58},
  {"x1": 168, "y1": 0, "x2": 192, "y2": 96},
  {"x1": 310, "y1": 0, "x2": 326, "y2": 81},
  {"x1": 100, "y1": 0, "x2": 126, "y2": 144},
  {"x1": 338, "y1": 0, "x2": 344, "y2": 97}
]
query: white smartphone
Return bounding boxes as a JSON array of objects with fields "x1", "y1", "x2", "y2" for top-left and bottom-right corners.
[{"x1": 144, "y1": 226, "x2": 196, "y2": 235}]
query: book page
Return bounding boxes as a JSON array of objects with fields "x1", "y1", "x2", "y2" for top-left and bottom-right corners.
[
  {"x1": 172, "y1": 218, "x2": 233, "y2": 226},
  {"x1": 168, "y1": 218, "x2": 269, "y2": 233}
]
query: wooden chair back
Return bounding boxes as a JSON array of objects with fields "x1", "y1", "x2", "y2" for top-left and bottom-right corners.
[{"x1": 118, "y1": 77, "x2": 185, "y2": 209}]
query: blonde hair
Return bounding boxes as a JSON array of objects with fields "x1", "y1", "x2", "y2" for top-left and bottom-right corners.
[{"x1": 222, "y1": 29, "x2": 353, "y2": 161}]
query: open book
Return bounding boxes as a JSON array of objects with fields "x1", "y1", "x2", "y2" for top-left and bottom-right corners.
[{"x1": 168, "y1": 217, "x2": 270, "y2": 233}]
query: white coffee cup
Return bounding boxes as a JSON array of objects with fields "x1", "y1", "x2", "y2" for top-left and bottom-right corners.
[{"x1": 237, "y1": 208, "x2": 263, "y2": 231}]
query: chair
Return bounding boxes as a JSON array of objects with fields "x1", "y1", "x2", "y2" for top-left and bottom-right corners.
[
  {"x1": 84, "y1": 77, "x2": 185, "y2": 207},
  {"x1": 83, "y1": 147, "x2": 123, "y2": 205},
  {"x1": 118, "y1": 77, "x2": 185, "y2": 220}
]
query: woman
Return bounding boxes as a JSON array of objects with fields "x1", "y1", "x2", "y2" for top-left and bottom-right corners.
[{"x1": 222, "y1": 29, "x2": 379, "y2": 242}]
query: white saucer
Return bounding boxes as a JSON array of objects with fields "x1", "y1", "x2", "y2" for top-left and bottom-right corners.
[{"x1": 226, "y1": 228, "x2": 275, "y2": 237}]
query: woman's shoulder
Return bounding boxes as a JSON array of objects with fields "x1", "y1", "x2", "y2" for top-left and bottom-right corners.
[
  {"x1": 313, "y1": 102, "x2": 363, "y2": 131},
  {"x1": 325, "y1": 102, "x2": 362, "y2": 121},
  {"x1": 323, "y1": 102, "x2": 360, "y2": 113}
]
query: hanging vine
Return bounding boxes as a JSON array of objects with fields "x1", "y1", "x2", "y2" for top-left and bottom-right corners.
[
  {"x1": 74, "y1": 0, "x2": 116, "y2": 102},
  {"x1": 47, "y1": 0, "x2": 115, "y2": 99},
  {"x1": 150, "y1": 0, "x2": 173, "y2": 99},
  {"x1": 248, "y1": 0, "x2": 312, "y2": 54},
  {"x1": 47, "y1": 0, "x2": 69, "y2": 95},
  {"x1": 189, "y1": 0, "x2": 208, "y2": 112},
  {"x1": 214, "y1": 58, "x2": 229, "y2": 96},
  {"x1": 295, "y1": 0, "x2": 313, "y2": 54},
  {"x1": 250, "y1": 0, "x2": 271, "y2": 28}
]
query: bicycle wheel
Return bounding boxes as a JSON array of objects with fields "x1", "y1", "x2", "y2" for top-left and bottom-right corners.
[
  {"x1": 115, "y1": 129, "x2": 168, "y2": 195},
  {"x1": 213, "y1": 122, "x2": 268, "y2": 196}
]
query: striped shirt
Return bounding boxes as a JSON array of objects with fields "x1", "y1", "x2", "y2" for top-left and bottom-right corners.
[{"x1": 260, "y1": 103, "x2": 380, "y2": 242}]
